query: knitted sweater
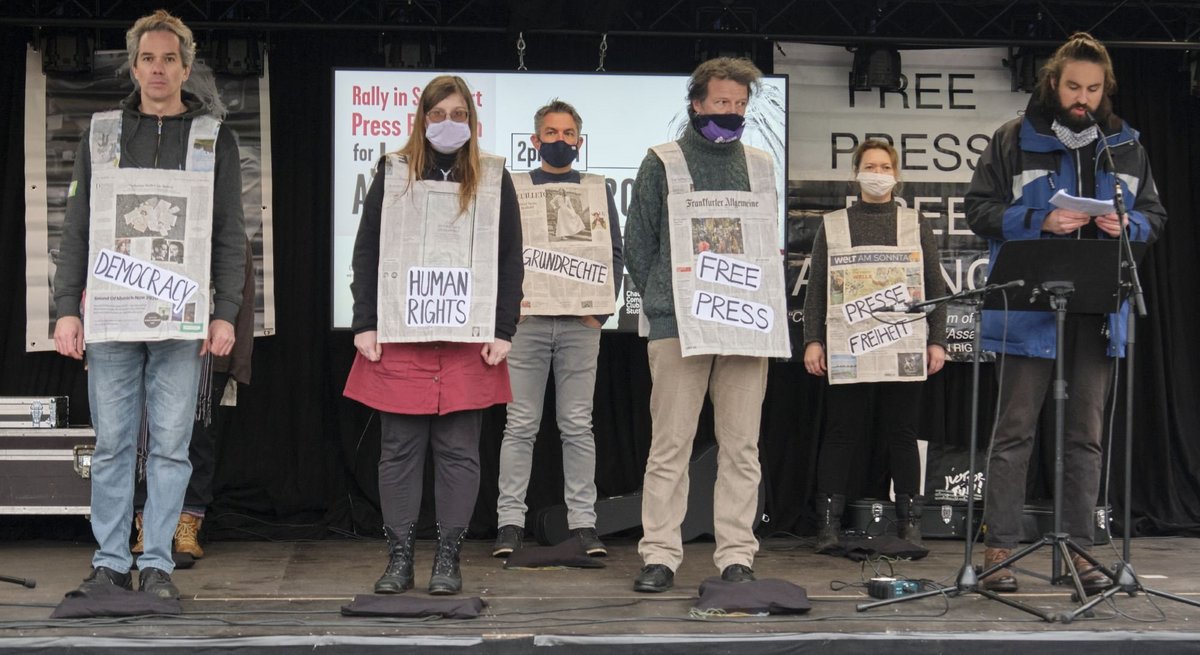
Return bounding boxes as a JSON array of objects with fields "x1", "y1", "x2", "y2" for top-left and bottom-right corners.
[
  {"x1": 802, "y1": 200, "x2": 948, "y2": 348},
  {"x1": 624, "y1": 126, "x2": 751, "y2": 340}
]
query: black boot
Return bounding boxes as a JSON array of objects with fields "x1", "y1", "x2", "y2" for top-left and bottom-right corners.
[
  {"x1": 895, "y1": 495, "x2": 924, "y2": 547},
  {"x1": 429, "y1": 524, "x2": 467, "y2": 595},
  {"x1": 815, "y1": 493, "x2": 845, "y2": 554},
  {"x1": 374, "y1": 524, "x2": 416, "y2": 594}
]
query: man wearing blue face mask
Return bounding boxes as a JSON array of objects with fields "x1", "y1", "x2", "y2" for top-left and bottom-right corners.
[
  {"x1": 626, "y1": 57, "x2": 787, "y2": 592},
  {"x1": 494, "y1": 100, "x2": 623, "y2": 559}
]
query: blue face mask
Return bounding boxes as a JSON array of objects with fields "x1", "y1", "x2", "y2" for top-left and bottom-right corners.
[
  {"x1": 538, "y1": 139, "x2": 578, "y2": 168},
  {"x1": 692, "y1": 113, "x2": 745, "y2": 143}
]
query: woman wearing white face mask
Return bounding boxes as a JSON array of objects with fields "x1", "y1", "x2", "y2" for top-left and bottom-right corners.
[
  {"x1": 344, "y1": 75, "x2": 524, "y2": 596},
  {"x1": 802, "y1": 140, "x2": 947, "y2": 554}
]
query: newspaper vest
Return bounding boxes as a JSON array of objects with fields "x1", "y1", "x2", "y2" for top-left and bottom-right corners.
[
  {"x1": 823, "y1": 206, "x2": 928, "y2": 384},
  {"x1": 376, "y1": 152, "x2": 505, "y2": 343},
  {"x1": 84, "y1": 109, "x2": 220, "y2": 343},
  {"x1": 651, "y1": 141, "x2": 790, "y2": 358},
  {"x1": 511, "y1": 172, "x2": 615, "y2": 316}
]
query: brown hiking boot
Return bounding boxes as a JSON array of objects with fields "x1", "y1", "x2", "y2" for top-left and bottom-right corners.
[
  {"x1": 174, "y1": 513, "x2": 205, "y2": 559},
  {"x1": 131, "y1": 512, "x2": 145, "y2": 554},
  {"x1": 1070, "y1": 552, "x2": 1110, "y2": 596},
  {"x1": 981, "y1": 547, "x2": 1018, "y2": 592}
]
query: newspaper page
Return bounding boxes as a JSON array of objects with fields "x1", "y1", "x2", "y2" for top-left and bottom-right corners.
[
  {"x1": 655, "y1": 143, "x2": 791, "y2": 358},
  {"x1": 825, "y1": 247, "x2": 928, "y2": 384},
  {"x1": 85, "y1": 168, "x2": 214, "y2": 342},
  {"x1": 512, "y1": 173, "x2": 615, "y2": 316},
  {"x1": 376, "y1": 153, "x2": 503, "y2": 343}
]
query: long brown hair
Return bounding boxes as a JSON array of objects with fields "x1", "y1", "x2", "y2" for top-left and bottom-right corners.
[
  {"x1": 395, "y1": 75, "x2": 481, "y2": 215},
  {"x1": 1033, "y1": 32, "x2": 1118, "y2": 116}
]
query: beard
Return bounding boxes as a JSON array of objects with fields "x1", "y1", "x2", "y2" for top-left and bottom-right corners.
[{"x1": 1054, "y1": 95, "x2": 1113, "y2": 132}]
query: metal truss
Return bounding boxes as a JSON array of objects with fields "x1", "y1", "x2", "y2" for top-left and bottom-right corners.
[{"x1": 2, "y1": 1, "x2": 1197, "y2": 48}]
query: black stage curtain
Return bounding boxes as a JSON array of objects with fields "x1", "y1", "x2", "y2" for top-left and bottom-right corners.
[{"x1": 1, "y1": 29, "x2": 1197, "y2": 542}]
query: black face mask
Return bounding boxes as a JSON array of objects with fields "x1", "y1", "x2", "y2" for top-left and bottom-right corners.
[{"x1": 538, "y1": 140, "x2": 578, "y2": 168}]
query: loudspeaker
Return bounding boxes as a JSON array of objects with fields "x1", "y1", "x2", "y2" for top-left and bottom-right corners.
[{"x1": 533, "y1": 443, "x2": 767, "y2": 545}]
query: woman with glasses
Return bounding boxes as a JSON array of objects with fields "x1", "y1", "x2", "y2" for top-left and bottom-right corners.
[{"x1": 344, "y1": 75, "x2": 523, "y2": 595}]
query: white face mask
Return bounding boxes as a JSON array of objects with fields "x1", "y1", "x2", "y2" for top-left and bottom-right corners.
[
  {"x1": 426, "y1": 120, "x2": 472, "y2": 154},
  {"x1": 856, "y1": 171, "x2": 898, "y2": 198}
]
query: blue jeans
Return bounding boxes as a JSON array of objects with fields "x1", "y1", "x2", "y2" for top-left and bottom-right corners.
[
  {"x1": 87, "y1": 339, "x2": 203, "y2": 574},
  {"x1": 497, "y1": 316, "x2": 601, "y2": 529}
]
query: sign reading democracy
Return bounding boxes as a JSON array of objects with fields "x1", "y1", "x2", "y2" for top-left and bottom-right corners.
[
  {"x1": 523, "y1": 246, "x2": 608, "y2": 286},
  {"x1": 691, "y1": 289, "x2": 774, "y2": 333},
  {"x1": 406, "y1": 266, "x2": 471, "y2": 327},
  {"x1": 91, "y1": 248, "x2": 198, "y2": 314}
]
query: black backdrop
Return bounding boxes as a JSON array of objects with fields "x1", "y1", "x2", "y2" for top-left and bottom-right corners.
[{"x1": 2, "y1": 26, "x2": 1198, "y2": 542}]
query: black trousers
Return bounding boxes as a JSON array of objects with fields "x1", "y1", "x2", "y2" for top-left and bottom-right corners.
[
  {"x1": 983, "y1": 314, "x2": 1112, "y2": 549},
  {"x1": 378, "y1": 409, "x2": 482, "y2": 529},
  {"x1": 816, "y1": 380, "x2": 924, "y2": 498}
]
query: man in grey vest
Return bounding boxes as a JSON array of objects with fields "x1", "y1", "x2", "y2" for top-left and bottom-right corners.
[{"x1": 53, "y1": 9, "x2": 245, "y2": 600}]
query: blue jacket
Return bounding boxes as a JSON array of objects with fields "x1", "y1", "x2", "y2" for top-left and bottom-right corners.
[{"x1": 965, "y1": 104, "x2": 1167, "y2": 359}]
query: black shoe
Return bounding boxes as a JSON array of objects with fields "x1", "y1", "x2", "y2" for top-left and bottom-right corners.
[
  {"x1": 429, "y1": 524, "x2": 467, "y2": 595},
  {"x1": 69, "y1": 566, "x2": 132, "y2": 597},
  {"x1": 138, "y1": 567, "x2": 179, "y2": 600},
  {"x1": 721, "y1": 563, "x2": 756, "y2": 583},
  {"x1": 814, "y1": 493, "x2": 846, "y2": 554},
  {"x1": 572, "y1": 527, "x2": 607, "y2": 557},
  {"x1": 633, "y1": 564, "x2": 674, "y2": 593},
  {"x1": 375, "y1": 524, "x2": 416, "y2": 594},
  {"x1": 492, "y1": 524, "x2": 522, "y2": 558}
]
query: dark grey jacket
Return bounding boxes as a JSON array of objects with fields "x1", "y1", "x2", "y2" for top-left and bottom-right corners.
[{"x1": 54, "y1": 91, "x2": 246, "y2": 325}]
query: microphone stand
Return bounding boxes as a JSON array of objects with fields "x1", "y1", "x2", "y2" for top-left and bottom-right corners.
[
  {"x1": 858, "y1": 280, "x2": 1030, "y2": 615},
  {"x1": 1064, "y1": 117, "x2": 1200, "y2": 620}
]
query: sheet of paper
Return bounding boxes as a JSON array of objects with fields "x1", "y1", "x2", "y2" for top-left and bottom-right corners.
[{"x1": 1049, "y1": 189, "x2": 1115, "y2": 216}]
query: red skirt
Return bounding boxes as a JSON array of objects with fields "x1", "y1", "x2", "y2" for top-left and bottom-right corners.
[{"x1": 343, "y1": 341, "x2": 512, "y2": 415}]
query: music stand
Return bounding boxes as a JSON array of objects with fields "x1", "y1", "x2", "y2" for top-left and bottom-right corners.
[
  {"x1": 979, "y1": 238, "x2": 1145, "y2": 619},
  {"x1": 858, "y1": 239, "x2": 1144, "y2": 622}
]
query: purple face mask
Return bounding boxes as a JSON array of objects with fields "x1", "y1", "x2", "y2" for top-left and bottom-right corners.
[
  {"x1": 692, "y1": 113, "x2": 745, "y2": 143},
  {"x1": 426, "y1": 120, "x2": 471, "y2": 154}
]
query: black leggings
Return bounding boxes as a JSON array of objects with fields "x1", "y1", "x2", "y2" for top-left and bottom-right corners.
[{"x1": 816, "y1": 381, "x2": 923, "y2": 497}]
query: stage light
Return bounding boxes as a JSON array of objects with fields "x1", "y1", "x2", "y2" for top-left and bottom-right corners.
[
  {"x1": 39, "y1": 31, "x2": 94, "y2": 74},
  {"x1": 210, "y1": 35, "x2": 263, "y2": 76},
  {"x1": 1004, "y1": 47, "x2": 1049, "y2": 93},
  {"x1": 849, "y1": 46, "x2": 902, "y2": 92}
]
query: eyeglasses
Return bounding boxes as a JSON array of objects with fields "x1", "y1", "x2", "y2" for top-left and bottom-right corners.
[{"x1": 427, "y1": 108, "x2": 470, "y2": 123}]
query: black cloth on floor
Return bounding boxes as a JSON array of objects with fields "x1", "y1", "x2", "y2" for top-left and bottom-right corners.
[
  {"x1": 693, "y1": 578, "x2": 811, "y2": 615},
  {"x1": 502, "y1": 537, "x2": 605, "y2": 569},
  {"x1": 52, "y1": 586, "x2": 182, "y2": 618},
  {"x1": 827, "y1": 534, "x2": 929, "y2": 561},
  {"x1": 341, "y1": 594, "x2": 485, "y2": 619}
]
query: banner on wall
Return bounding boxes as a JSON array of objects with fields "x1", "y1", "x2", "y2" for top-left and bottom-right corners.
[
  {"x1": 23, "y1": 47, "x2": 276, "y2": 352},
  {"x1": 330, "y1": 69, "x2": 789, "y2": 331},
  {"x1": 775, "y1": 44, "x2": 1029, "y2": 362}
]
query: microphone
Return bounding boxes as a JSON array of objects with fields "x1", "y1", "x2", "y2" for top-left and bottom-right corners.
[
  {"x1": 989, "y1": 279, "x2": 1025, "y2": 291},
  {"x1": 1085, "y1": 110, "x2": 1127, "y2": 219}
]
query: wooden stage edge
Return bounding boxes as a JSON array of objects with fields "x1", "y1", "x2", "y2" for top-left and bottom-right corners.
[{"x1": 2, "y1": 537, "x2": 1200, "y2": 653}]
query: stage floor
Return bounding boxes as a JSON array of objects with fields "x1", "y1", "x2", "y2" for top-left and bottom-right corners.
[{"x1": 2, "y1": 535, "x2": 1200, "y2": 652}]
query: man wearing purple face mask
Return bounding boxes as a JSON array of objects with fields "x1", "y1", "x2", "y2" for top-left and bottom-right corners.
[{"x1": 626, "y1": 57, "x2": 780, "y2": 592}]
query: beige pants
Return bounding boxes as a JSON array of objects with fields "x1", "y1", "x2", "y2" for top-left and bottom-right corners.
[{"x1": 638, "y1": 338, "x2": 768, "y2": 572}]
